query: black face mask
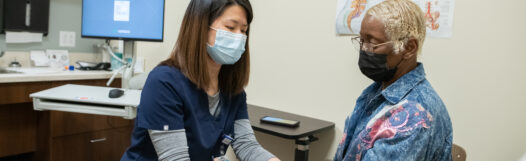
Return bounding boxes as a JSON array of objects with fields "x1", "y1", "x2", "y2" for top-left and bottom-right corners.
[{"x1": 358, "y1": 50, "x2": 400, "y2": 82}]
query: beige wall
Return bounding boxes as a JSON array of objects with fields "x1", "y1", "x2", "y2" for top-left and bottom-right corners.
[{"x1": 137, "y1": 0, "x2": 526, "y2": 160}]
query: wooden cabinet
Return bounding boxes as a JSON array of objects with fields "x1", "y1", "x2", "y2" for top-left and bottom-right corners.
[
  {"x1": 37, "y1": 111, "x2": 133, "y2": 161},
  {"x1": 51, "y1": 126, "x2": 132, "y2": 161},
  {"x1": 49, "y1": 110, "x2": 133, "y2": 137},
  {"x1": 0, "y1": 79, "x2": 134, "y2": 161},
  {"x1": 0, "y1": 103, "x2": 37, "y2": 157}
]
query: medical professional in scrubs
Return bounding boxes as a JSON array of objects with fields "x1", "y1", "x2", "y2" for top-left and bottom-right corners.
[{"x1": 120, "y1": 0, "x2": 281, "y2": 161}]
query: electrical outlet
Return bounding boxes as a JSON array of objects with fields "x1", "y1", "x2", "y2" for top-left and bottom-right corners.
[{"x1": 59, "y1": 31, "x2": 76, "y2": 47}]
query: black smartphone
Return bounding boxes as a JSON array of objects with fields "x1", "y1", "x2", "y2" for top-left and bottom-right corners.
[{"x1": 260, "y1": 116, "x2": 300, "y2": 128}]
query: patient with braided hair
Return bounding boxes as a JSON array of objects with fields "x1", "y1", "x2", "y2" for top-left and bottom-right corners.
[{"x1": 334, "y1": 0, "x2": 453, "y2": 160}]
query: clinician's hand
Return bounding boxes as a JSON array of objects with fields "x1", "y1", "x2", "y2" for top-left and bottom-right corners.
[{"x1": 268, "y1": 158, "x2": 281, "y2": 161}]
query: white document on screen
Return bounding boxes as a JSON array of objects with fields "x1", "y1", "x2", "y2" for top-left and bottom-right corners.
[
  {"x1": 114, "y1": 0, "x2": 130, "y2": 22},
  {"x1": 336, "y1": 0, "x2": 455, "y2": 38}
]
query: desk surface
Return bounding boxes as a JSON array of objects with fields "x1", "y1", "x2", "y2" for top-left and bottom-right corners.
[
  {"x1": 0, "y1": 68, "x2": 119, "y2": 83},
  {"x1": 248, "y1": 104, "x2": 335, "y2": 140}
]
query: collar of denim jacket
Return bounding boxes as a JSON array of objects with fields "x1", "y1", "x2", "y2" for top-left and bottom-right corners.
[{"x1": 381, "y1": 63, "x2": 426, "y2": 104}]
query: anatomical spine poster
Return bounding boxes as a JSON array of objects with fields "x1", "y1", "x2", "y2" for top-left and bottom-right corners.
[{"x1": 336, "y1": 0, "x2": 455, "y2": 38}]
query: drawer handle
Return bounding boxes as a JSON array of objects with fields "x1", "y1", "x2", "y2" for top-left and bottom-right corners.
[{"x1": 90, "y1": 138, "x2": 107, "y2": 143}]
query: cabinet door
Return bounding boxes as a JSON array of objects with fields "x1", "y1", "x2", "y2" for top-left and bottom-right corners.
[
  {"x1": 0, "y1": 103, "x2": 37, "y2": 157},
  {"x1": 50, "y1": 111, "x2": 133, "y2": 137},
  {"x1": 51, "y1": 127, "x2": 132, "y2": 161}
]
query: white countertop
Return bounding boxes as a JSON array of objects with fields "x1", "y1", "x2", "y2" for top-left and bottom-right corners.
[{"x1": 0, "y1": 68, "x2": 120, "y2": 83}]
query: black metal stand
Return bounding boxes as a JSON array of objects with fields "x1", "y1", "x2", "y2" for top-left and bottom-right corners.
[{"x1": 294, "y1": 135, "x2": 318, "y2": 161}]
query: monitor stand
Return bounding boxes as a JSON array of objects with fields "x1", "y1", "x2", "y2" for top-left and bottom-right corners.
[{"x1": 121, "y1": 40, "x2": 136, "y2": 89}]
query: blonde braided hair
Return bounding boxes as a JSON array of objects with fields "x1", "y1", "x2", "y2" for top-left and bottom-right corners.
[{"x1": 366, "y1": 0, "x2": 426, "y2": 55}]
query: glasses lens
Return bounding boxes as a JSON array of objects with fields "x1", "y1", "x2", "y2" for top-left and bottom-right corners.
[{"x1": 351, "y1": 37, "x2": 361, "y2": 51}]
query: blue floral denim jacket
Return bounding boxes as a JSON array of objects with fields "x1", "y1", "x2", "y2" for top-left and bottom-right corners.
[{"x1": 334, "y1": 63, "x2": 453, "y2": 161}]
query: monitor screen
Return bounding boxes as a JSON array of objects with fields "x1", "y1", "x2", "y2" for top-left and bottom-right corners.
[{"x1": 81, "y1": 0, "x2": 164, "y2": 41}]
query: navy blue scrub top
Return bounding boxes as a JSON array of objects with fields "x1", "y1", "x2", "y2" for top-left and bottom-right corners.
[{"x1": 121, "y1": 66, "x2": 249, "y2": 161}]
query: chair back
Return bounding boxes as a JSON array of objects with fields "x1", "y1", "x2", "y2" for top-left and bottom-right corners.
[{"x1": 452, "y1": 144, "x2": 467, "y2": 161}]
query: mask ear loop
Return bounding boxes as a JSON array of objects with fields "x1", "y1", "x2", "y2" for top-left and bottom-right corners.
[{"x1": 207, "y1": 27, "x2": 219, "y2": 47}]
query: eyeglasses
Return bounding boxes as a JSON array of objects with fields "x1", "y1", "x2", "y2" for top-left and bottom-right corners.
[{"x1": 351, "y1": 36, "x2": 393, "y2": 52}]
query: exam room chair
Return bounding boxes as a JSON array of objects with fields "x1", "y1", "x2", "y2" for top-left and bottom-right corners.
[{"x1": 452, "y1": 143, "x2": 467, "y2": 161}]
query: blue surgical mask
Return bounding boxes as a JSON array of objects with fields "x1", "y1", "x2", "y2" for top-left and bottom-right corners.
[{"x1": 207, "y1": 27, "x2": 247, "y2": 65}]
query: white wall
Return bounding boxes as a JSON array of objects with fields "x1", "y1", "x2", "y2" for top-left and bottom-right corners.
[{"x1": 137, "y1": 0, "x2": 526, "y2": 161}]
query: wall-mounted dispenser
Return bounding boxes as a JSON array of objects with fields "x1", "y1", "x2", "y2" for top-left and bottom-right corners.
[
  {"x1": 0, "y1": 0, "x2": 4, "y2": 33},
  {"x1": 3, "y1": 0, "x2": 50, "y2": 35}
]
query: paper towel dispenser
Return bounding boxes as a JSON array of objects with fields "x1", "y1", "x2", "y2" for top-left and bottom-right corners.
[
  {"x1": 0, "y1": 0, "x2": 4, "y2": 33},
  {"x1": 2, "y1": 0, "x2": 50, "y2": 35}
]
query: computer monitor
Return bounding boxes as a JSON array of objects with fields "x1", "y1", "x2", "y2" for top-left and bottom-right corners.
[{"x1": 81, "y1": 0, "x2": 165, "y2": 42}]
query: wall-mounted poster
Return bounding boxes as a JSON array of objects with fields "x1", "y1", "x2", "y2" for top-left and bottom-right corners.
[{"x1": 336, "y1": 0, "x2": 455, "y2": 38}]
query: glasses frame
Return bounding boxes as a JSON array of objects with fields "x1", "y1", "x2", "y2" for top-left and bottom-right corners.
[{"x1": 351, "y1": 36, "x2": 393, "y2": 52}]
